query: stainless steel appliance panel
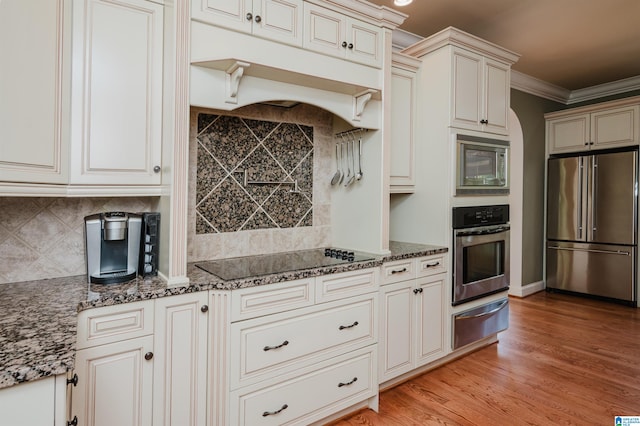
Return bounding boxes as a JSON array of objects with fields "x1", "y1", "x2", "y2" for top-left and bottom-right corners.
[
  {"x1": 547, "y1": 156, "x2": 587, "y2": 242},
  {"x1": 453, "y1": 224, "x2": 510, "y2": 305},
  {"x1": 546, "y1": 241, "x2": 636, "y2": 302},
  {"x1": 588, "y1": 151, "x2": 637, "y2": 245},
  {"x1": 453, "y1": 298, "x2": 509, "y2": 350}
]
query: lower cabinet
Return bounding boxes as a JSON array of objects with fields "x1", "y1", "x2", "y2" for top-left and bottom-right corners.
[
  {"x1": 72, "y1": 293, "x2": 209, "y2": 426},
  {"x1": 0, "y1": 375, "x2": 67, "y2": 426},
  {"x1": 379, "y1": 255, "x2": 448, "y2": 384}
]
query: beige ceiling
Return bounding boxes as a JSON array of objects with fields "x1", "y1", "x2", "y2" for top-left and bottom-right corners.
[{"x1": 367, "y1": 0, "x2": 640, "y2": 91}]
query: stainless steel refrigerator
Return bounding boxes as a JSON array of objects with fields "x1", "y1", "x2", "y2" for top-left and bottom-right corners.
[{"x1": 546, "y1": 149, "x2": 638, "y2": 303}]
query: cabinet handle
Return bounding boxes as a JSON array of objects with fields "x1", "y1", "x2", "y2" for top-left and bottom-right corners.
[
  {"x1": 348, "y1": 43, "x2": 353, "y2": 49},
  {"x1": 391, "y1": 267, "x2": 407, "y2": 274},
  {"x1": 339, "y1": 321, "x2": 359, "y2": 330},
  {"x1": 424, "y1": 262, "x2": 440, "y2": 268},
  {"x1": 480, "y1": 119, "x2": 488, "y2": 124},
  {"x1": 144, "y1": 352, "x2": 154, "y2": 361},
  {"x1": 338, "y1": 377, "x2": 358, "y2": 387},
  {"x1": 262, "y1": 404, "x2": 288, "y2": 417},
  {"x1": 246, "y1": 12, "x2": 253, "y2": 21},
  {"x1": 413, "y1": 288, "x2": 423, "y2": 294},
  {"x1": 263, "y1": 340, "x2": 289, "y2": 351},
  {"x1": 67, "y1": 373, "x2": 78, "y2": 387},
  {"x1": 254, "y1": 15, "x2": 261, "y2": 23},
  {"x1": 201, "y1": 304, "x2": 209, "y2": 313},
  {"x1": 153, "y1": 165, "x2": 161, "y2": 173},
  {"x1": 67, "y1": 416, "x2": 78, "y2": 426},
  {"x1": 342, "y1": 41, "x2": 348, "y2": 48}
]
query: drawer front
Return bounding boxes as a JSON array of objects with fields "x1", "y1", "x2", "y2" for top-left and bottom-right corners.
[
  {"x1": 76, "y1": 300, "x2": 154, "y2": 349},
  {"x1": 230, "y1": 346, "x2": 377, "y2": 426},
  {"x1": 381, "y1": 259, "x2": 416, "y2": 285},
  {"x1": 315, "y1": 268, "x2": 378, "y2": 303},
  {"x1": 231, "y1": 278, "x2": 314, "y2": 322},
  {"x1": 230, "y1": 294, "x2": 377, "y2": 389},
  {"x1": 416, "y1": 253, "x2": 447, "y2": 278}
]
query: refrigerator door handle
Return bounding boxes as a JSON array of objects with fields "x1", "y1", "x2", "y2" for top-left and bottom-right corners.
[
  {"x1": 591, "y1": 157, "x2": 598, "y2": 239},
  {"x1": 578, "y1": 157, "x2": 583, "y2": 239},
  {"x1": 547, "y1": 245, "x2": 632, "y2": 256}
]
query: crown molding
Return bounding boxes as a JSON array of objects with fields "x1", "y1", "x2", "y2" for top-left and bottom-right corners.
[{"x1": 392, "y1": 28, "x2": 640, "y2": 105}]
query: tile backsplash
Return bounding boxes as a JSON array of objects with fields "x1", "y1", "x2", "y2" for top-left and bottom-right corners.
[
  {"x1": 189, "y1": 104, "x2": 335, "y2": 262},
  {"x1": 0, "y1": 197, "x2": 155, "y2": 284},
  {"x1": 195, "y1": 114, "x2": 314, "y2": 233}
]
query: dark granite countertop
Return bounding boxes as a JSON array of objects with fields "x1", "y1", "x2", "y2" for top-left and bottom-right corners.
[{"x1": 0, "y1": 242, "x2": 446, "y2": 389}]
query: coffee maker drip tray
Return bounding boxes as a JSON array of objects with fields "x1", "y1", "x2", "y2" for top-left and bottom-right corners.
[{"x1": 90, "y1": 269, "x2": 137, "y2": 285}]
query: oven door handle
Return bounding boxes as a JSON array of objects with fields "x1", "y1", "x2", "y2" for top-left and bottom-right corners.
[
  {"x1": 456, "y1": 300, "x2": 508, "y2": 319},
  {"x1": 456, "y1": 226, "x2": 509, "y2": 237}
]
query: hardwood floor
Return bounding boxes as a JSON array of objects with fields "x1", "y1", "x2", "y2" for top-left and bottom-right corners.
[{"x1": 332, "y1": 291, "x2": 640, "y2": 425}]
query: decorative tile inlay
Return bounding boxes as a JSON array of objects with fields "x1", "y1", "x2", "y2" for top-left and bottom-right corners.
[{"x1": 195, "y1": 113, "x2": 315, "y2": 234}]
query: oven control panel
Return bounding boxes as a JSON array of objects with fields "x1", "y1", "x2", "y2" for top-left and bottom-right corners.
[{"x1": 452, "y1": 204, "x2": 509, "y2": 229}]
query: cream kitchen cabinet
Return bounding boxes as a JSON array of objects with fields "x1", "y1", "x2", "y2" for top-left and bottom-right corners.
[
  {"x1": 304, "y1": 2, "x2": 382, "y2": 68},
  {"x1": 208, "y1": 268, "x2": 380, "y2": 426},
  {"x1": 390, "y1": 52, "x2": 421, "y2": 193},
  {"x1": 69, "y1": 0, "x2": 164, "y2": 186},
  {"x1": 379, "y1": 254, "x2": 448, "y2": 384},
  {"x1": 450, "y1": 47, "x2": 512, "y2": 135},
  {"x1": 0, "y1": 0, "x2": 71, "y2": 184},
  {"x1": 73, "y1": 294, "x2": 209, "y2": 426},
  {"x1": 0, "y1": 375, "x2": 68, "y2": 426},
  {"x1": 546, "y1": 98, "x2": 640, "y2": 154},
  {"x1": 153, "y1": 292, "x2": 209, "y2": 426},
  {"x1": 191, "y1": 0, "x2": 303, "y2": 47},
  {"x1": 402, "y1": 27, "x2": 519, "y2": 138}
]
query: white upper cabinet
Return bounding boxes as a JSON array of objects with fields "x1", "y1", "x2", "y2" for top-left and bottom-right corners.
[
  {"x1": 70, "y1": 0, "x2": 164, "y2": 185},
  {"x1": 390, "y1": 52, "x2": 421, "y2": 192},
  {"x1": 192, "y1": 0, "x2": 304, "y2": 47},
  {"x1": 304, "y1": 3, "x2": 382, "y2": 68},
  {"x1": 547, "y1": 100, "x2": 640, "y2": 154},
  {"x1": 451, "y1": 47, "x2": 511, "y2": 135},
  {"x1": 0, "y1": 0, "x2": 71, "y2": 184}
]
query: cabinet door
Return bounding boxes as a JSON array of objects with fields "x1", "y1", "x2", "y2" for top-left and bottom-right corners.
[
  {"x1": 591, "y1": 105, "x2": 640, "y2": 149},
  {"x1": 345, "y1": 17, "x2": 381, "y2": 68},
  {"x1": 379, "y1": 281, "x2": 414, "y2": 383},
  {"x1": 70, "y1": 0, "x2": 163, "y2": 185},
  {"x1": 415, "y1": 276, "x2": 445, "y2": 366},
  {"x1": 191, "y1": 0, "x2": 252, "y2": 33},
  {"x1": 451, "y1": 48, "x2": 482, "y2": 132},
  {"x1": 0, "y1": 377, "x2": 56, "y2": 426},
  {"x1": 389, "y1": 66, "x2": 416, "y2": 191},
  {"x1": 483, "y1": 58, "x2": 510, "y2": 135},
  {"x1": 154, "y1": 293, "x2": 209, "y2": 426},
  {"x1": 73, "y1": 336, "x2": 154, "y2": 426},
  {"x1": 547, "y1": 114, "x2": 591, "y2": 154},
  {"x1": 304, "y1": 3, "x2": 345, "y2": 59},
  {"x1": 252, "y1": 0, "x2": 303, "y2": 47},
  {"x1": 0, "y1": 0, "x2": 70, "y2": 184}
]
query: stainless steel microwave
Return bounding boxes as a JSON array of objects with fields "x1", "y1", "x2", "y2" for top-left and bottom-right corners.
[{"x1": 456, "y1": 135, "x2": 509, "y2": 195}]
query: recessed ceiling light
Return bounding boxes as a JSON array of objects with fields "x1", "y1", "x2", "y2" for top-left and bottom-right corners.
[{"x1": 394, "y1": 0, "x2": 413, "y2": 5}]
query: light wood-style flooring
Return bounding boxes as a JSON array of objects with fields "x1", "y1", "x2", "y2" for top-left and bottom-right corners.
[{"x1": 332, "y1": 291, "x2": 640, "y2": 425}]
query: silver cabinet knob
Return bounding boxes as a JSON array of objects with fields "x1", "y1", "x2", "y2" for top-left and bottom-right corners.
[{"x1": 153, "y1": 165, "x2": 161, "y2": 173}]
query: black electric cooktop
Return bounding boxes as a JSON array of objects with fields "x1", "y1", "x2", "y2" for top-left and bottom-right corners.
[{"x1": 195, "y1": 248, "x2": 376, "y2": 281}]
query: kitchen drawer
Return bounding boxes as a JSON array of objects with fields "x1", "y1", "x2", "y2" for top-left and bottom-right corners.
[
  {"x1": 230, "y1": 278, "x2": 314, "y2": 322},
  {"x1": 76, "y1": 300, "x2": 154, "y2": 349},
  {"x1": 315, "y1": 267, "x2": 378, "y2": 303},
  {"x1": 229, "y1": 346, "x2": 377, "y2": 426},
  {"x1": 230, "y1": 294, "x2": 377, "y2": 389},
  {"x1": 381, "y1": 259, "x2": 416, "y2": 285},
  {"x1": 416, "y1": 253, "x2": 447, "y2": 278}
]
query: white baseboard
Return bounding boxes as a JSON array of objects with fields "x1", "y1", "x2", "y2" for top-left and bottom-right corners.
[{"x1": 509, "y1": 280, "x2": 545, "y2": 298}]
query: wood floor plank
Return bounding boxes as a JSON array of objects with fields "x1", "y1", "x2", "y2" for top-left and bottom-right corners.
[{"x1": 330, "y1": 292, "x2": 640, "y2": 426}]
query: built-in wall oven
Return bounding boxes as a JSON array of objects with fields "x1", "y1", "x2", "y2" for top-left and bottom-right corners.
[{"x1": 452, "y1": 204, "x2": 510, "y2": 349}]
